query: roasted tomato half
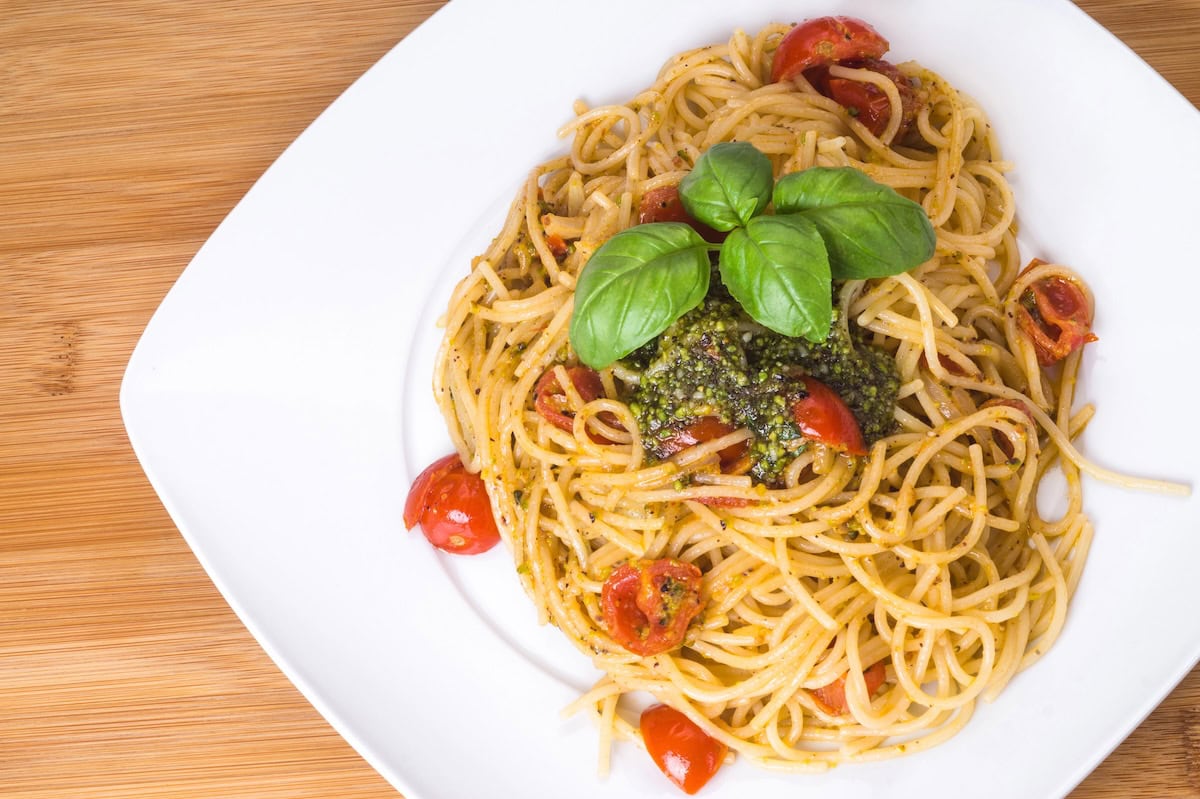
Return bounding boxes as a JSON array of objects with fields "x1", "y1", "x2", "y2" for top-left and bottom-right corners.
[
  {"x1": 771, "y1": 18, "x2": 918, "y2": 138},
  {"x1": 534, "y1": 365, "x2": 606, "y2": 433},
  {"x1": 805, "y1": 58, "x2": 919, "y2": 138},
  {"x1": 811, "y1": 660, "x2": 888, "y2": 715},
  {"x1": 1014, "y1": 274, "x2": 1097, "y2": 366},
  {"x1": 656, "y1": 416, "x2": 753, "y2": 506},
  {"x1": 980, "y1": 398, "x2": 1037, "y2": 460},
  {"x1": 641, "y1": 704, "x2": 727, "y2": 794},
  {"x1": 639, "y1": 185, "x2": 725, "y2": 243},
  {"x1": 404, "y1": 454, "x2": 501, "y2": 555},
  {"x1": 656, "y1": 416, "x2": 750, "y2": 473},
  {"x1": 770, "y1": 16, "x2": 889, "y2": 83},
  {"x1": 792, "y1": 377, "x2": 868, "y2": 456},
  {"x1": 601, "y1": 558, "x2": 704, "y2": 656}
]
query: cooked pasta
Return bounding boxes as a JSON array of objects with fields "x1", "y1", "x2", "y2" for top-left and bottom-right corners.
[{"x1": 425, "y1": 19, "x2": 1187, "y2": 780}]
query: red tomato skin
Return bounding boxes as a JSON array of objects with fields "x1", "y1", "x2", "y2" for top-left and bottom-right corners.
[
  {"x1": 640, "y1": 704, "x2": 727, "y2": 795},
  {"x1": 601, "y1": 559, "x2": 704, "y2": 656},
  {"x1": 404, "y1": 455, "x2": 501, "y2": 555},
  {"x1": 600, "y1": 564, "x2": 644, "y2": 650},
  {"x1": 980, "y1": 398, "x2": 1035, "y2": 424},
  {"x1": 638, "y1": 185, "x2": 725, "y2": 243},
  {"x1": 1015, "y1": 275, "x2": 1097, "y2": 366},
  {"x1": 770, "y1": 16, "x2": 889, "y2": 83},
  {"x1": 658, "y1": 417, "x2": 754, "y2": 506},
  {"x1": 980, "y1": 398, "x2": 1037, "y2": 460},
  {"x1": 656, "y1": 416, "x2": 749, "y2": 472},
  {"x1": 805, "y1": 59, "x2": 918, "y2": 138},
  {"x1": 792, "y1": 378, "x2": 868, "y2": 456},
  {"x1": 534, "y1": 366, "x2": 606, "y2": 432},
  {"x1": 919, "y1": 350, "x2": 973, "y2": 377},
  {"x1": 811, "y1": 660, "x2": 887, "y2": 715},
  {"x1": 824, "y1": 76, "x2": 892, "y2": 135},
  {"x1": 403, "y1": 454, "x2": 461, "y2": 530},
  {"x1": 637, "y1": 560, "x2": 704, "y2": 638}
]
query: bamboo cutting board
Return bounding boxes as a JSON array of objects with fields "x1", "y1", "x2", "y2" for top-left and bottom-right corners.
[{"x1": 2, "y1": 2, "x2": 1198, "y2": 797}]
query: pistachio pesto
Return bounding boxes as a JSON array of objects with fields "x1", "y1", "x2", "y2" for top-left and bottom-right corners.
[{"x1": 624, "y1": 288, "x2": 899, "y2": 483}]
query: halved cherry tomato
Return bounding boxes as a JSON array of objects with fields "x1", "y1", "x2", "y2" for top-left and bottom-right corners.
[
  {"x1": 980, "y1": 398, "x2": 1036, "y2": 460},
  {"x1": 638, "y1": 185, "x2": 725, "y2": 243},
  {"x1": 403, "y1": 454, "x2": 458, "y2": 530},
  {"x1": 815, "y1": 73, "x2": 892, "y2": 135},
  {"x1": 919, "y1": 350, "x2": 974, "y2": 377},
  {"x1": 791, "y1": 377, "x2": 867, "y2": 456},
  {"x1": 404, "y1": 454, "x2": 501, "y2": 555},
  {"x1": 1014, "y1": 274, "x2": 1097, "y2": 366},
  {"x1": 640, "y1": 704, "x2": 727, "y2": 795},
  {"x1": 811, "y1": 660, "x2": 887, "y2": 715},
  {"x1": 601, "y1": 559, "x2": 704, "y2": 656},
  {"x1": 534, "y1": 366, "x2": 606, "y2": 432},
  {"x1": 770, "y1": 16, "x2": 889, "y2": 83},
  {"x1": 656, "y1": 416, "x2": 753, "y2": 507},
  {"x1": 806, "y1": 59, "x2": 918, "y2": 138},
  {"x1": 657, "y1": 416, "x2": 749, "y2": 472}
]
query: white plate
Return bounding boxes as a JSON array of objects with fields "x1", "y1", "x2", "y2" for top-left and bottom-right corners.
[{"x1": 121, "y1": 1, "x2": 1200, "y2": 797}]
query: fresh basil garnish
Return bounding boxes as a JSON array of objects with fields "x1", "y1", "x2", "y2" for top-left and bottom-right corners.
[
  {"x1": 567, "y1": 145, "x2": 936, "y2": 368},
  {"x1": 678, "y1": 142, "x2": 773, "y2": 232},
  {"x1": 772, "y1": 166, "x2": 936, "y2": 279},
  {"x1": 569, "y1": 222, "x2": 710, "y2": 369},
  {"x1": 719, "y1": 215, "x2": 832, "y2": 340}
]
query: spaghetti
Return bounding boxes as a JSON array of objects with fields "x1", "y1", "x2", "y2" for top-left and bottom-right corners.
[{"x1": 424, "y1": 18, "x2": 1186, "y2": 782}]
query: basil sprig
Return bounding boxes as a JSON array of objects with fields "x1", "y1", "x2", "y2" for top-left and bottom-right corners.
[{"x1": 569, "y1": 143, "x2": 935, "y2": 368}]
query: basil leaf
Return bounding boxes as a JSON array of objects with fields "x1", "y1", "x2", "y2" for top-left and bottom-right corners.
[
  {"x1": 679, "y1": 142, "x2": 774, "y2": 232},
  {"x1": 569, "y1": 222, "x2": 711, "y2": 368},
  {"x1": 773, "y1": 167, "x2": 936, "y2": 279},
  {"x1": 718, "y1": 214, "x2": 833, "y2": 341}
]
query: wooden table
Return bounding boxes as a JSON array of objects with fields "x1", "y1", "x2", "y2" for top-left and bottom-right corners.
[{"x1": 3, "y1": 2, "x2": 1197, "y2": 796}]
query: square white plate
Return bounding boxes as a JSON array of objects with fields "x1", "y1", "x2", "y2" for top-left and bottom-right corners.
[{"x1": 122, "y1": 1, "x2": 1200, "y2": 797}]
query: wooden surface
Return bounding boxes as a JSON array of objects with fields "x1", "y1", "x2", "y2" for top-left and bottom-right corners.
[{"x1": 2, "y1": 2, "x2": 1197, "y2": 796}]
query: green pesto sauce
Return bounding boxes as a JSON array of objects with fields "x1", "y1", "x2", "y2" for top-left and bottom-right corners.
[{"x1": 625, "y1": 289, "x2": 899, "y2": 484}]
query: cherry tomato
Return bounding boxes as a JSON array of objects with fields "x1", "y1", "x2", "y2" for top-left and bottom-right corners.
[
  {"x1": 1015, "y1": 274, "x2": 1097, "y2": 366},
  {"x1": 805, "y1": 59, "x2": 918, "y2": 138},
  {"x1": 818, "y1": 73, "x2": 892, "y2": 136},
  {"x1": 980, "y1": 398, "x2": 1036, "y2": 460},
  {"x1": 919, "y1": 350, "x2": 973, "y2": 377},
  {"x1": 639, "y1": 185, "x2": 725, "y2": 243},
  {"x1": 640, "y1": 704, "x2": 727, "y2": 795},
  {"x1": 403, "y1": 454, "x2": 458, "y2": 529},
  {"x1": 770, "y1": 16, "x2": 889, "y2": 83},
  {"x1": 811, "y1": 660, "x2": 887, "y2": 715},
  {"x1": 655, "y1": 416, "x2": 753, "y2": 506},
  {"x1": 601, "y1": 559, "x2": 704, "y2": 656},
  {"x1": 534, "y1": 366, "x2": 606, "y2": 433},
  {"x1": 656, "y1": 416, "x2": 749, "y2": 472},
  {"x1": 791, "y1": 377, "x2": 868, "y2": 456},
  {"x1": 404, "y1": 454, "x2": 501, "y2": 555}
]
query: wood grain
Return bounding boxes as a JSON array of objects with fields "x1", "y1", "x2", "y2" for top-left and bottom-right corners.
[{"x1": 1, "y1": 2, "x2": 1196, "y2": 797}]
